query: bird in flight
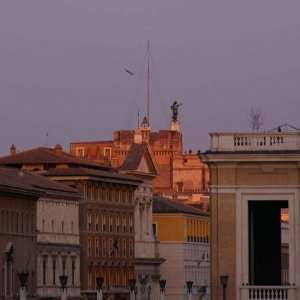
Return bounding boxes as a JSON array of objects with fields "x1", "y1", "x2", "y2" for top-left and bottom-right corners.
[{"x1": 124, "y1": 69, "x2": 135, "y2": 75}]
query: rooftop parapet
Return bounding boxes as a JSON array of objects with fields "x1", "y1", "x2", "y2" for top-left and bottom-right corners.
[{"x1": 209, "y1": 132, "x2": 300, "y2": 152}]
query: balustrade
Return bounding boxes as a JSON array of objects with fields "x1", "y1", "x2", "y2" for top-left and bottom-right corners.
[
  {"x1": 211, "y1": 132, "x2": 300, "y2": 152},
  {"x1": 240, "y1": 285, "x2": 296, "y2": 300}
]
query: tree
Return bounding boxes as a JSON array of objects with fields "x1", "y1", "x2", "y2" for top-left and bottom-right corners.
[{"x1": 248, "y1": 106, "x2": 264, "y2": 132}]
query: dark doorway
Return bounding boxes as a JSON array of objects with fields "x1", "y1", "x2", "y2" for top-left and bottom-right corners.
[{"x1": 248, "y1": 201, "x2": 288, "y2": 285}]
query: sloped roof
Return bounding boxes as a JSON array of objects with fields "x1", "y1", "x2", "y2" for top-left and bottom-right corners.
[
  {"x1": 153, "y1": 196, "x2": 208, "y2": 216},
  {"x1": 44, "y1": 167, "x2": 142, "y2": 185},
  {"x1": 119, "y1": 143, "x2": 159, "y2": 176},
  {"x1": 0, "y1": 147, "x2": 110, "y2": 170},
  {"x1": 0, "y1": 168, "x2": 79, "y2": 198},
  {"x1": 120, "y1": 143, "x2": 148, "y2": 171}
]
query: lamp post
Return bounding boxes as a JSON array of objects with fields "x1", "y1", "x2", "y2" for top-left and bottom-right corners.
[
  {"x1": 96, "y1": 276, "x2": 104, "y2": 300},
  {"x1": 18, "y1": 271, "x2": 28, "y2": 300},
  {"x1": 219, "y1": 275, "x2": 228, "y2": 300},
  {"x1": 59, "y1": 275, "x2": 68, "y2": 300},
  {"x1": 128, "y1": 279, "x2": 136, "y2": 300},
  {"x1": 159, "y1": 279, "x2": 166, "y2": 300},
  {"x1": 199, "y1": 286, "x2": 206, "y2": 300},
  {"x1": 186, "y1": 281, "x2": 193, "y2": 300}
]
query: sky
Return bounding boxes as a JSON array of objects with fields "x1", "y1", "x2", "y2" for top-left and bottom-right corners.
[{"x1": 1, "y1": 1, "x2": 300, "y2": 156}]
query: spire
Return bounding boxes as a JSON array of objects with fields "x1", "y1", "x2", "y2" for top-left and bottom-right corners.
[
  {"x1": 147, "y1": 40, "x2": 150, "y2": 127},
  {"x1": 141, "y1": 116, "x2": 150, "y2": 129}
]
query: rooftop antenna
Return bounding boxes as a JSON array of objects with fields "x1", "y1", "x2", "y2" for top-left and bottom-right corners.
[
  {"x1": 137, "y1": 108, "x2": 140, "y2": 128},
  {"x1": 45, "y1": 132, "x2": 49, "y2": 147},
  {"x1": 147, "y1": 40, "x2": 150, "y2": 127}
]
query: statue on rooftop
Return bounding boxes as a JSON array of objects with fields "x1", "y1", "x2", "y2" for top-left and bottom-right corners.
[{"x1": 170, "y1": 101, "x2": 182, "y2": 122}]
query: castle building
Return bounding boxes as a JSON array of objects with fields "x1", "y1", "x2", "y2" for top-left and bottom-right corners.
[
  {"x1": 152, "y1": 196, "x2": 210, "y2": 300},
  {"x1": 200, "y1": 132, "x2": 300, "y2": 300},
  {"x1": 70, "y1": 119, "x2": 209, "y2": 204}
]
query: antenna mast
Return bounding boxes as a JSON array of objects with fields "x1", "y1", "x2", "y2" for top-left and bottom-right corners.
[{"x1": 147, "y1": 40, "x2": 150, "y2": 126}]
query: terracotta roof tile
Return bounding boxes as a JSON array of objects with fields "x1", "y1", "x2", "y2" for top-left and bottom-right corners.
[
  {"x1": 120, "y1": 143, "x2": 148, "y2": 171},
  {"x1": 153, "y1": 196, "x2": 208, "y2": 216},
  {"x1": 0, "y1": 147, "x2": 110, "y2": 169},
  {"x1": 44, "y1": 167, "x2": 142, "y2": 184},
  {"x1": 0, "y1": 168, "x2": 79, "y2": 197}
]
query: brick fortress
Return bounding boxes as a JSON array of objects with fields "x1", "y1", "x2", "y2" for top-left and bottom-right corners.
[{"x1": 70, "y1": 108, "x2": 209, "y2": 208}]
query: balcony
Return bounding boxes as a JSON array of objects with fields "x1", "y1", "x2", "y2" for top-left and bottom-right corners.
[
  {"x1": 240, "y1": 285, "x2": 296, "y2": 300},
  {"x1": 210, "y1": 132, "x2": 300, "y2": 152}
]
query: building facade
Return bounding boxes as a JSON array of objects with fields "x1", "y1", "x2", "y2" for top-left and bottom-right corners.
[
  {"x1": 0, "y1": 168, "x2": 40, "y2": 299},
  {"x1": 0, "y1": 145, "x2": 141, "y2": 299},
  {"x1": 44, "y1": 168, "x2": 141, "y2": 300},
  {"x1": 0, "y1": 168, "x2": 82, "y2": 300},
  {"x1": 36, "y1": 187, "x2": 81, "y2": 299},
  {"x1": 153, "y1": 196, "x2": 210, "y2": 300},
  {"x1": 119, "y1": 143, "x2": 165, "y2": 300},
  {"x1": 201, "y1": 132, "x2": 300, "y2": 300}
]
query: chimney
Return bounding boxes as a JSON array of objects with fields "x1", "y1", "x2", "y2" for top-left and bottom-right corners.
[
  {"x1": 134, "y1": 129, "x2": 142, "y2": 144},
  {"x1": 10, "y1": 144, "x2": 16, "y2": 156},
  {"x1": 54, "y1": 144, "x2": 63, "y2": 154}
]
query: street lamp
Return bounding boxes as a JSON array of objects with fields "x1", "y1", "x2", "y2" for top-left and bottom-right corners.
[
  {"x1": 128, "y1": 279, "x2": 136, "y2": 300},
  {"x1": 186, "y1": 281, "x2": 193, "y2": 300},
  {"x1": 96, "y1": 277, "x2": 104, "y2": 300},
  {"x1": 59, "y1": 275, "x2": 68, "y2": 300},
  {"x1": 19, "y1": 271, "x2": 28, "y2": 288},
  {"x1": 18, "y1": 271, "x2": 28, "y2": 300},
  {"x1": 59, "y1": 275, "x2": 68, "y2": 290},
  {"x1": 219, "y1": 275, "x2": 229, "y2": 300},
  {"x1": 199, "y1": 286, "x2": 206, "y2": 299},
  {"x1": 159, "y1": 279, "x2": 166, "y2": 300}
]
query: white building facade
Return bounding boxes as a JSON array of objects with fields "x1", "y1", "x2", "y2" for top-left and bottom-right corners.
[
  {"x1": 201, "y1": 131, "x2": 300, "y2": 300},
  {"x1": 36, "y1": 190, "x2": 81, "y2": 298}
]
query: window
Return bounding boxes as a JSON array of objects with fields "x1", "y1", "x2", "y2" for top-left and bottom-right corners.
[
  {"x1": 152, "y1": 223, "x2": 157, "y2": 237},
  {"x1": 102, "y1": 214, "x2": 106, "y2": 232},
  {"x1": 87, "y1": 213, "x2": 91, "y2": 231},
  {"x1": 123, "y1": 215, "x2": 127, "y2": 233},
  {"x1": 11, "y1": 212, "x2": 14, "y2": 232},
  {"x1": 16, "y1": 212, "x2": 19, "y2": 233},
  {"x1": 177, "y1": 182, "x2": 183, "y2": 192},
  {"x1": 95, "y1": 213, "x2": 99, "y2": 231},
  {"x1": 129, "y1": 240, "x2": 133, "y2": 257},
  {"x1": 129, "y1": 216, "x2": 133, "y2": 234},
  {"x1": 95, "y1": 238, "x2": 99, "y2": 256},
  {"x1": 71, "y1": 257, "x2": 76, "y2": 285},
  {"x1": 116, "y1": 215, "x2": 120, "y2": 233},
  {"x1": 109, "y1": 238, "x2": 113, "y2": 254},
  {"x1": 43, "y1": 257, "x2": 47, "y2": 285},
  {"x1": 104, "y1": 147, "x2": 111, "y2": 158},
  {"x1": 52, "y1": 256, "x2": 56, "y2": 285},
  {"x1": 109, "y1": 215, "x2": 113, "y2": 232},
  {"x1": 102, "y1": 238, "x2": 106, "y2": 257},
  {"x1": 88, "y1": 238, "x2": 92, "y2": 257},
  {"x1": 21, "y1": 213, "x2": 24, "y2": 233},
  {"x1": 76, "y1": 147, "x2": 85, "y2": 157},
  {"x1": 62, "y1": 256, "x2": 66, "y2": 275},
  {"x1": 123, "y1": 240, "x2": 126, "y2": 257},
  {"x1": 7, "y1": 211, "x2": 9, "y2": 233}
]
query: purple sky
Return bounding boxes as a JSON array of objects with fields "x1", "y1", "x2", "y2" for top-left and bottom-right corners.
[{"x1": 1, "y1": 1, "x2": 300, "y2": 156}]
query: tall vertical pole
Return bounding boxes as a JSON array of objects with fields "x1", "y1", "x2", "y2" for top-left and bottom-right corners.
[
  {"x1": 147, "y1": 40, "x2": 150, "y2": 127},
  {"x1": 97, "y1": 289, "x2": 103, "y2": 300},
  {"x1": 20, "y1": 286, "x2": 26, "y2": 300}
]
